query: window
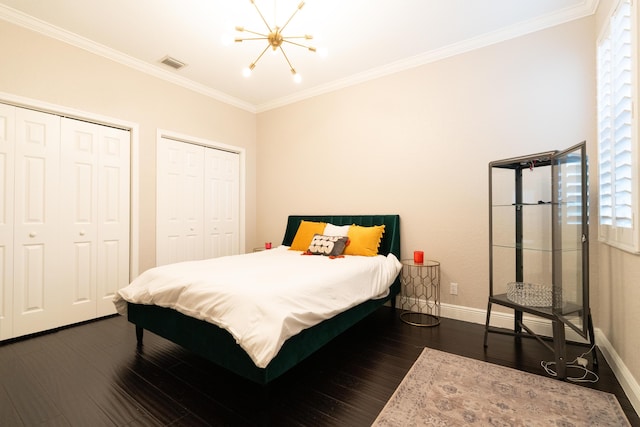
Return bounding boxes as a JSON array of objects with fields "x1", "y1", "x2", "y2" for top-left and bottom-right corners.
[{"x1": 597, "y1": 0, "x2": 638, "y2": 253}]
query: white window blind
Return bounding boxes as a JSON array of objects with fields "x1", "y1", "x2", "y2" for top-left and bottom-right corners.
[
  {"x1": 597, "y1": 0, "x2": 638, "y2": 252},
  {"x1": 564, "y1": 155, "x2": 583, "y2": 225}
]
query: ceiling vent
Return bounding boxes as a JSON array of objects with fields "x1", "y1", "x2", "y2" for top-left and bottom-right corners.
[{"x1": 159, "y1": 55, "x2": 187, "y2": 70}]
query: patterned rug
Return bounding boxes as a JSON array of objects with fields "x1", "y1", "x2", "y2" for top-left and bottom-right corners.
[{"x1": 373, "y1": 348, "x2": 630, "y2": 426}]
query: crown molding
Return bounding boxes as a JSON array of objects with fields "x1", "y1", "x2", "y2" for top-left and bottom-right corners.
[
  {"x1": 1, "y1": 1, "x2": 598, "y2": 114},
  {"x1": 256, "y1": 0, "x2": 600, "y2": 112},
  {"x1": 0, "y1": 4, "x2": 256, "y2": 113}
]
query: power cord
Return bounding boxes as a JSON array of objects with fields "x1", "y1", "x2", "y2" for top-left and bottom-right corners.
[{"x1": 540, "y1": 344, "x2": 599, "y2": 383}]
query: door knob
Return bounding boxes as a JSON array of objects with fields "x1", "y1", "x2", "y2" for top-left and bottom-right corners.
[
  {"x1": 29, "y1": 232, "x2": 36, "y2": 238},
  {"x1": 80, "y1": 230, "x2": 86, "y2": 236}
]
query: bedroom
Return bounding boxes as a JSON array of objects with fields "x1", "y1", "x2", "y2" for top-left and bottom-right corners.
[{"x1": 0, "y1": 0, "x2": 639, "y2": 424}]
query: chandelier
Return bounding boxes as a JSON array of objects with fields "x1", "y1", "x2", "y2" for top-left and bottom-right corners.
[{"x1": 235, "y1": 0, "x2": 316, "y2": 83}]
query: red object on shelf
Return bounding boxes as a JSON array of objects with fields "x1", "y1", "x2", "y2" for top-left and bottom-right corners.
[
  {"x1": 265, "y1": 242, "x2": 272, "y2": 249},
  {"x1": 413, "y1": 250, "x2": 424, "y2": 264}
]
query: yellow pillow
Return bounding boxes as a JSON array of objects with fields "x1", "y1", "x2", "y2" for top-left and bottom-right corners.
[
  {"x1": 344, "y1": 224, "x2": 385, "y2": 256},
  {"x1": 289, "y1": 221, "x2": 327, "y2": 251}
]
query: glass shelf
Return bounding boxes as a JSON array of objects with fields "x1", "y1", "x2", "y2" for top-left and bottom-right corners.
[
  {"x1": 491, "y1": 202, "x2": 554, "y2": 207},
  {"x1": 492, "y1": 244, "x2": 583, "y2": 253}
]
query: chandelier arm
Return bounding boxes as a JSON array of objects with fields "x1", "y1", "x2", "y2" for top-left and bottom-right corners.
[
  {"x1": 250, "y1": 44, "x2": 272, "y2": 68},
  {"x1": 279, "y1": 1, "x2": 305, "y2": 33},
  {"x1": 279, "y1": 46, "x2": 295, "y2": 71},
  {"x1": 250, "y1": 0, "x2": 273, "y2": 32},
  {"x1": 236, "y1": 37, "x2": 270, "y2": 42},
  {"x1": 238, "y1": 28, "x2": 270, "y2": 37},
  {"x1": 282, "y1": 39, "x2": 316, "y2": 51}
]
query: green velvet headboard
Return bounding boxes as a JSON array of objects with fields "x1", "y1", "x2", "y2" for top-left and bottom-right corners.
[{"x1": 282, "y1": 215, "x2": 401, "y2": 260}]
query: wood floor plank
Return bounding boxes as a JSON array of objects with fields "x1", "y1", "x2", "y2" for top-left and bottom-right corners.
[
  {"x1": 1, "y1": 355, "x2": 64, "y2": 425},
  {"x1": 0, "y1": 382, "x2": 24, "y2": 426},
  {"x1": 0, "y1": 308, "x2": 638, "y2": 426}
]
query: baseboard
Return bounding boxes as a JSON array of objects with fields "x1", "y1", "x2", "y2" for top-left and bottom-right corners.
[
  {"x1": 441, "y1": 302, "x2": 588, "y2": 341},
  {"x1": 594, "y1": 329, "x2": 640, "y2": 417},
  {"x1": 440, "y1": 302, "x2": 640, "y2": 416}
]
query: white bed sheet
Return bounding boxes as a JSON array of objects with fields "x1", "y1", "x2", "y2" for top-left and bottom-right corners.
[{"x1": 114, "y1": 246, "x2": 402, "y2": 368}]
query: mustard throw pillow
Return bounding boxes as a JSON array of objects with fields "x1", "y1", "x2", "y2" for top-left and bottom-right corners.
[
  {"x1": 289, "y1": 221, "x2": 327, "y2": 251},
  {"x1": 344, "y1": 224, "x2": 385, "y2": 256}
]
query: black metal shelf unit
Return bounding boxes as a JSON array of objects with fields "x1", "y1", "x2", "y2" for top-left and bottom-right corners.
[{"x1": 484, "y1": 142, "x2": 596, "y2": 380}]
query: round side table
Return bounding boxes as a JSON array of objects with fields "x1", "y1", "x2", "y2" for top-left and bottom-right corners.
[{"x1": 399, "y1": 259, "x2": 440, "y2": 327}]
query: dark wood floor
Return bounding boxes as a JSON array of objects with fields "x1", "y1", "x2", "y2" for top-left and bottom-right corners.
[{"x1": 1, "y1": 307, "x2": 638, "y2": 426}]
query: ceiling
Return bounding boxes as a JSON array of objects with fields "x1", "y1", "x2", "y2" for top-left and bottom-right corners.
[{"x1": 1, "y1": 0, "x2": 596, "y2": 112}]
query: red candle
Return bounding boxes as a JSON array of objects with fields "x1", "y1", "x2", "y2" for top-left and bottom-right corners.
[{"x1": 414, "y1": 250, "x2": 424, "y2": 264}]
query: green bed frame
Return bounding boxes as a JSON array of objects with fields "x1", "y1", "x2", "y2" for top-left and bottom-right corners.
[{"x1": 128, "y1": 214, "x2": 401, "y2": 384}]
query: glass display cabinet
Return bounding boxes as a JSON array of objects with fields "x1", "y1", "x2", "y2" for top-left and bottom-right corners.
[{"x1": 484, "y1": 141, "x2": 596, "y2": 379}]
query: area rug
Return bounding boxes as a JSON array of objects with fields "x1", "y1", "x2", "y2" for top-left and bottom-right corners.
[{"x1": 373, "y1": 348, "x2": 630, "y2": 426}]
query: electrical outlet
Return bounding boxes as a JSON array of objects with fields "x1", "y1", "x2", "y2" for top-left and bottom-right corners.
[{"x1": 450, "y1": 282, "x2": 458, "y2": 295}]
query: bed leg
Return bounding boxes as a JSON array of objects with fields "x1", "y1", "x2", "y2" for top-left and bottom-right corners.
[{"x1": 135, "y1": 326, "x2": 144, "y2": 346}]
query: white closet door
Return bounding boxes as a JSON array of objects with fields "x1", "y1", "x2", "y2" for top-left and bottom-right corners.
[
  {"x1": 96, "y1": 125, "x2": 130, "y2": 316},
  {"x1": 0, "y1": 104, "x2": 15, "y2": 339},
  {"x1": 60, "y1": 119, "x2": 131, "y2": 321},
  {"x1": 13, "y1": 108, "x2": 62, "y2": 337},
  {"x1": 156, "y1": 138, "x2": 204, "y2": 266},
  {"x1": 60, "y1": 118, "x2": 99, "y2": 324},
  {"x1": 204, "y1": 148, "x2": 240, "y2": 258}
]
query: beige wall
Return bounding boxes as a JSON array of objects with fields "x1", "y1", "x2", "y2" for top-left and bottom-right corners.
[
  {"x1": 257, "y1": 16, "x2": 596, "y2": 310},
  {"x1": 0, "y1": 20, "x2": 257, "y2": 274}
]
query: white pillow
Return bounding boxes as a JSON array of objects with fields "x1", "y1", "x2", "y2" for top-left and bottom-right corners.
[{"x1": 323, "y1": 223, "x2": 350, "y2": 237}]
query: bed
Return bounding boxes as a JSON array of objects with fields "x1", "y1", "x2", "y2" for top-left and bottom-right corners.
[{"x1": 116, "y1": 214, "x2": 401, "y2": 384}]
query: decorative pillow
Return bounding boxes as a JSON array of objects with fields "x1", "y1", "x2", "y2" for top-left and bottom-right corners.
[
  {"x1": 307, "y1": 234, "x2": 349, "y2": 256},
  {"x1": 343, "y1": 224, "x2": 385, "y2": 256},
  {"x1": 323, "y1": 223, "x2": 350, "y2": 237},
  {"x1": 289, "y1": 221, "x2": 327, "y2": 251}
]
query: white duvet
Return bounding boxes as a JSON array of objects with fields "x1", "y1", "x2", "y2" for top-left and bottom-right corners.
[{"x1": 114, "y1": 246, "x2": 402, "y2": 368}]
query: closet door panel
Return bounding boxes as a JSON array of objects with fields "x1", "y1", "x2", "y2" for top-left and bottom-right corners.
[
  {"x1": 183, "y1": 146, "x2": 205, "y2": 261},
  {"x1": 13, "y1": 108, "x2": 62, "y2": 336},
  {"x1": 97, "y1": 126, "x2": 130, "y2": 316},
  {"x1": 60, "y1": 118, "x2": 99, "y2": 324},
  {"x1": 60, "y1": 119, "x2": 131, "y2": 319},
  {"x1": 157, "y1": 138, "x2": 184, "y2": 266},
  {"x1": 157, "y1": 138, "x2": 204, "y2": 266},
  {"x1": 0, "y1": 104, "x2": 15, "y2": 339},
  {"x1": 204, "y1": 149, "x2": 239, "y2": 258}
]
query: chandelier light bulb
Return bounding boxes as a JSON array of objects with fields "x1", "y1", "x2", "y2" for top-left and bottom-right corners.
[{"x1": 242, "y1": 67, "x2": 252, "y2": 78}]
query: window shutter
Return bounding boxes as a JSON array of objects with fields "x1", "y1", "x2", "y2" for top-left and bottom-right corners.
[
  {"x1": 612, "y1": 0, "x2": 633, "y2": 228},
  {"x1": 598, "y1": 37, "x2": 613, "y2": 226},
  {"x1": 597, "y1": 0, "x2": 637, "y2": 251}
]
